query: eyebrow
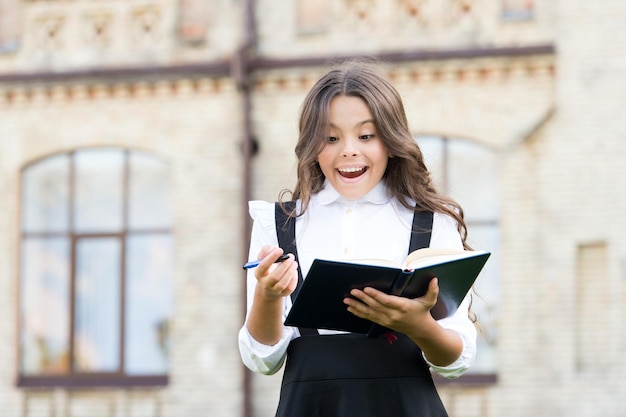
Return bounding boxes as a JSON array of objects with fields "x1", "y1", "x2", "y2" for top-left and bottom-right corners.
[{"x1": 329, "y1": 119, "x2": 376, "y2": 129}]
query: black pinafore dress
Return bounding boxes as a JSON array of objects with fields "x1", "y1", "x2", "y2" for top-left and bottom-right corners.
[{"x1": 274, "y1": 203, "x2": 449, "y2": 417}]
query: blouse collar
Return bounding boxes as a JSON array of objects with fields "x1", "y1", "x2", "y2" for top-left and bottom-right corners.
[{"x1": 317, "y1": 179, "x2": 390, "y2": 206}]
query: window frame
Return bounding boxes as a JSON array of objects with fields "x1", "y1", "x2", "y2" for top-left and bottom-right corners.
[
  {"x1": 17, "y1": 147, "x2": 171, "y2": 388},
  {"x1": 416, "y1": 135, "x2": 500, "y2": 386}
]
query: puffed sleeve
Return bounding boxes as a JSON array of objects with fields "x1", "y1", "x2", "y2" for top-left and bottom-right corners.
[
  {"x1": 237, "y1": 201, "x2": 298, "y2": 375},
  {"x1": 425, "y1": 212, "x2": 478, "y2": 378}
]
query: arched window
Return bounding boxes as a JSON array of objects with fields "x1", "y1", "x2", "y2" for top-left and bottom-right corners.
[
  {"x1": 18, "y1": 148, "x2": 173, "y2": 387},
  {"x1": 417, "y1": 136, "x2": 500, "y2": 376}
]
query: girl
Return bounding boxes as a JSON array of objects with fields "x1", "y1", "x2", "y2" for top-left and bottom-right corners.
[{"x1": 238, "y1": 61, "x2": 477, "y2": 417}]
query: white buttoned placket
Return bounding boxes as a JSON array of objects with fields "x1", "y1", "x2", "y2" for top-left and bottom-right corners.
[{"x1": 339, "y1": 201, "x2": 357, "y2": 259}]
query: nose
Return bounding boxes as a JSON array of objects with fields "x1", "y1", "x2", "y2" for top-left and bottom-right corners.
[{"x1": 340, "y1": 137, "x2": 358, "y2": 157}]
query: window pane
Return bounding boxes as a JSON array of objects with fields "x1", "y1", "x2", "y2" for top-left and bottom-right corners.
[
  {"x1": 74, "y1": 238, "x2": 121, "y2": 372},
  {"x1": 74, "y1": 149, "x2": 124, "y2": 232},
  {"x1": 128, "y1": 153, "x2": 172, "y2": 229},
  {"x1": 416, "y1": 136, "x2": 446, "y2": 191},
  {"x1": 125, "y1": 234, "x2": 172, "y2": 374},
  {"x1": 466, "y1": 224, "x2": 500, "y2": 374},
  {"x1": 20, "y1": 237, "x2": 70, "y2": 374},
  {"x1": 447, "y1": 140, "x2": 499, "y2": 221},
  {"x1": 22, "y1": 154, "x2": 69, "y2": 233}
]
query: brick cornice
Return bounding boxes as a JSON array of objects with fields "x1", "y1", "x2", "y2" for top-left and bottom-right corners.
[
  {"x1": 0, "y1": 44, "x2": 555, "y2": 86},
  {"x1": 251, "y1": 44, "x2": 555, "y2": 71}
]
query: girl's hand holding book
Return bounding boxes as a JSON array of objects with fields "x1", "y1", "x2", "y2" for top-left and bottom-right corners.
[
  {"x1": 345, "y1": 278, "x2": 464, "y2": 366},
  {"x1": 344, "y1": 277, "x2": 439, "y2": 336}
]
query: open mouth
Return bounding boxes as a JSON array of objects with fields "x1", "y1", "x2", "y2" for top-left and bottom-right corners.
[{"x1": 337, "y1": 166, "x2": 368, "y2": 179}]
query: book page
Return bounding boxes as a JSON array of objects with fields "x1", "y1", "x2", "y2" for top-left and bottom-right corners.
[
  {"x1": 404, "y1": 248, "x2": 488, "y2": 270},
  {"x1": 339, "y1": 248, "x2": 488, "y2": 270},
  {"x1": 341, "y1": 258, "x2": 401, "y2": 268}
]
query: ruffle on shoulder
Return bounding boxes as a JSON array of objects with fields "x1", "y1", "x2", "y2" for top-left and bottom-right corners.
[
  {"x1": 249, "y1": 200, "x2": 274, "y2": 218},
  {"x1": 248, "y1": 200, "x2": 278, "y2": 245}
]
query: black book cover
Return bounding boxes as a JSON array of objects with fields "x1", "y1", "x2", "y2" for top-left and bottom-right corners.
[{"x1": 284, "y1": 251, "x2": 490, "y2": 336}]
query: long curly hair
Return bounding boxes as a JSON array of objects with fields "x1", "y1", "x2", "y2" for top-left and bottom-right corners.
[{"x1": 280, "y1": 60, "x2": 470, "y2": 249}]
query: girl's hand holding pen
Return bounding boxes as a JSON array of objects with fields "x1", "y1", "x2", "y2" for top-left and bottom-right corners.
[
  {"x1": 243, "y1": 254, "x2": 290, "y2": 270},
  {"x1": 251, "y1": 245, "x2": 298, "y2": 301}
]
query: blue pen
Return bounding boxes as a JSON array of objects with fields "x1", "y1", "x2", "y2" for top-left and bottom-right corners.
[{"x1": 242, "y1": 254, "x2": 290, "y2": 270}]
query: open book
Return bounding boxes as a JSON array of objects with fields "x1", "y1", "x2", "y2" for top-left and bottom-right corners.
[{"x1": 284, "y1": 248, "x2": 491, "y2": 337}]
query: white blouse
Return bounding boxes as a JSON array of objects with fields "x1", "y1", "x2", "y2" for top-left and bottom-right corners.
[{"x1": 238, "y1": 180, "x2": 477, "y2": 379}]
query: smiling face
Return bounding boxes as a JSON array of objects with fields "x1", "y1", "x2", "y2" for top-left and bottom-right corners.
[{"x1": 317, "y1": 95, "x2": 390, "y2": 200}]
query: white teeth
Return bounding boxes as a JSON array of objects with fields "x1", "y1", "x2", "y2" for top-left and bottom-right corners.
[{"x1": 338, "y1": 167, "x2": 364, "y2": 173}]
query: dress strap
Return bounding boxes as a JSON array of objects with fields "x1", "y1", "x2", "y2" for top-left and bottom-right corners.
[
  {"x1": 409, "y1": 210, "x2": 433, "y2": 253},
  {"x1": 275, "y1": 202, "x2": 319, "y2": 336}
]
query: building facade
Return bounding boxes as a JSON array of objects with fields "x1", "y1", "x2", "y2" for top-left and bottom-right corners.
[{"x1": 0, "y1": 0, "x2": 625, "y2": 416}]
